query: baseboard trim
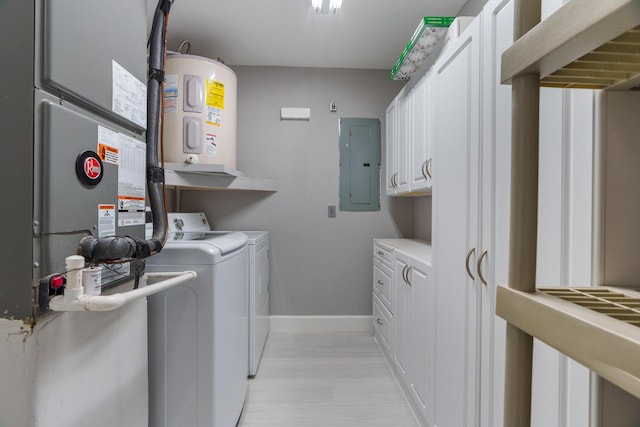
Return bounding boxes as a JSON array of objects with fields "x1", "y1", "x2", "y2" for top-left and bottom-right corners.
[{"x1": 270, "y1": 315, "x2": 373, "y2": 333}]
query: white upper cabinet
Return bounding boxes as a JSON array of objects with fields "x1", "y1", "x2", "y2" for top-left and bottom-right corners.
[
  {"x1": 385, "y1": 98, "x2": 397, "y2": 195},
  {"x1": 395, "y1": 94, "x2": 411, "y2": 194},
  {"x1": 386, "y1": 92, "x2": 411, "y2": 196},
  {"x1": 409, "y1": 73, "x2": 433, "y2": 193}
]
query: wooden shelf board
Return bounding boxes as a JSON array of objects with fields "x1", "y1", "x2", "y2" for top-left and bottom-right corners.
[
  {"x1": 496, "y1": 285, "x2": 640, "y2": 399},
  {"x1": 501, "y1": 0, "x2": 640, "y2": 90}
]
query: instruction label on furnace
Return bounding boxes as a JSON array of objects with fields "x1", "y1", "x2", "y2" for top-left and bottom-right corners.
[
  {"x1": 112, "y1": 60, "x2": 147, "y2": 129},
  {"x1": 117, "y1": 134, "x2": 146, "y2": 226},
  {"x1": 206, "y1": 79, "x2": 224, "y2": 126}
]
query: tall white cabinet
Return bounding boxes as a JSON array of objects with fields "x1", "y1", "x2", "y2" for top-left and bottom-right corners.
[
  {"x1": 479, "y1": 0, "x2": 513, "y2": 426},
  {"x1": 431, "y1": 16, "x2": 481, "y2": 427}
]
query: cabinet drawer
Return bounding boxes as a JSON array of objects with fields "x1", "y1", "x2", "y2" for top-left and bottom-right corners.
[
  {"x1": 373, "y1": 261, "x2": 393, "y2": 311},
  {"x1": 374, "y1": 241, "x2": 393, "y2": 266},
  {"x1": 373, "y1": 293, "x2": 393, "y2": 354}
]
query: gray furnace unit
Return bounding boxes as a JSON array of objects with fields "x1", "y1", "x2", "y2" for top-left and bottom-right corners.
[{"x1": 0, "y1": 0, "x2": 148, "y2": 323}]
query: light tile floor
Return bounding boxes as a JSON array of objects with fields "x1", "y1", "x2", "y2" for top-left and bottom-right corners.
[{"x1": 237, "y1": 332, "x2": 419, "y2": 427}]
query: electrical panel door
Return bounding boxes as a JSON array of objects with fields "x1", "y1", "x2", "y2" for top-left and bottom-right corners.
[{"x1": 339, "y1": 118, "x2": 381, "y2": 211}]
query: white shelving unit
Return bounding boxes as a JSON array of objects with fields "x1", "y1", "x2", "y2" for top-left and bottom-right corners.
[
  {"x1": 164, "y1": 163, "x2": 278, "y2": 192},
  {"x1": 497, "y1": 0, "x2": 640, "y2": 424}
]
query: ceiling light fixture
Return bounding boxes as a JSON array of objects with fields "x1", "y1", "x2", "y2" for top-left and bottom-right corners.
[
  {"x1": 389, "y1": 16, "x2": 455, "y2": 80},
  {"x1": 312, "y1": 0, "x2": 342, "y2": 14}
]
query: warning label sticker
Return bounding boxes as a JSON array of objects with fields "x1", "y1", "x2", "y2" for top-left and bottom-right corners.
[
  {"x1": 206, "y1": 79, "x2": 224, "y2": 109},
  {"x1": 97, "y1": 126, "x2": 119, "y2": 165},
  {"x1": 164, "y1": 74, "x2": 178, "y2": 114},
  {"x1": 205, "y1": 133, "x2": 217, "y2": 156},
  {"x1": 98, "y1": 204, "x2": 116, "y2": 238}
]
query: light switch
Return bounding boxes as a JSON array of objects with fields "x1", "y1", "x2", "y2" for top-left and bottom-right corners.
[{"x1": 328, "y1": 205, "x2": 336, "y2": 218}]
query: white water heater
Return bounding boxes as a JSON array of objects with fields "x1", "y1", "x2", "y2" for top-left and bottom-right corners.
[{"x1": 163, "y1": 54, "x2": 237, "y2": 168}]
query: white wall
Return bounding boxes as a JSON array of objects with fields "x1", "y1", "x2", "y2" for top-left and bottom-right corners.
[
  {"x1": 0, "y1": 302, "x2": 148, "y2": 427},
  {"x1": 181, "y1": 66, "x2": 415, "y2": 316}
]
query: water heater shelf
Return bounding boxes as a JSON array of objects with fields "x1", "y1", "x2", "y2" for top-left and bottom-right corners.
[{"x1": 164, "y1": 163, "x2": 278, "y2": 192}]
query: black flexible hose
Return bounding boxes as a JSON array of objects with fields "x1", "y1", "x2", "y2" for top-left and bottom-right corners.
[
  {"x1": 80, "y1": 0, "x2": 173, "y2": 262},
  {"x1": 146, "y1": 0, "x2": 173, "y2": 251}
]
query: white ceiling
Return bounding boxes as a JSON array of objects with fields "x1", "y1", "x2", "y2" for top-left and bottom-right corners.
[{"x1": 159, "y1": 0, "x2": 469, "y2": 70}]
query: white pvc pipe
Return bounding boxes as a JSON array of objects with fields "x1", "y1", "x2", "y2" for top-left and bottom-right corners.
[
  {"x1": 63, "y1": 255, "x2": 86, "y2": 304},
  {"x1": 49, "y1": 270, "x2": 197, "y2": 312}
]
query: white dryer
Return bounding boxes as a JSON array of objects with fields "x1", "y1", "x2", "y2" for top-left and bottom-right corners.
[
  {"x1": 243, "y1": 230, "x2": 270, "y2": 376},
  {"x1": 167, "y1": 213, "x2": 270, "y2": 376},
  {"x1": 146, "y1": 227, "x2": 248, "y2": 427}
]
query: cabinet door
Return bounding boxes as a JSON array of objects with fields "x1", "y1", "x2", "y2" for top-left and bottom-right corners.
[
  {"x1": 479, "y1": 1, "x2": 513, "y2": 426},
  {"x1": 396, "y1": 95, "x2": 411, "y2": 193},
  {"x1": 432, "y1": 17, "x2": 481, "y2": 427},
  {"x1": 410, "y1": 74, "x2": 431, "y2": 192},
  {"x1": 393, "y1": 254, "x2": 410, "y2": 380},
  {"x1": 408, "y1": 258, "x2": 435, "y2": 425},
  {"x1": 385, "y1": 99, "x2": 397, "y2": 195}
]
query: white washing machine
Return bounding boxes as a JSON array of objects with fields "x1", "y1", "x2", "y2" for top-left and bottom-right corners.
[
  {"x1": 146, "y1": 227, "x2": 248, "y2": 427},
  {"x1": 167, "y1": 213, "x2": 270, "y2": 376}
]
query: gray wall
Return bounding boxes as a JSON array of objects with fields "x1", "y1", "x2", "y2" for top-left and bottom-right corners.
[
  {"x1": 414, "y1": 196, "x2": 432, "y2": 241},
  {"x1": 180, "y1": 66, "x2": 415, "y2": 316}
]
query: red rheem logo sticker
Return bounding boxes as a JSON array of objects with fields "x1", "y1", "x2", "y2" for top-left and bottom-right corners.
[{"x1": 84, "y1": 157, "x2": 101, "y2": 179}]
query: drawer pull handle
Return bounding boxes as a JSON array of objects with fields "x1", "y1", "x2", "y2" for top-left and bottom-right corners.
[
  {"x1": 377, "y1": 251, "x2": 384, "y2": 256},
  {"x1": 376, "y1": 318, "x2": 384, "y2": 326},
  {"x1": 377, "y1": 280, "x2": 384, "y2": 286}
]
